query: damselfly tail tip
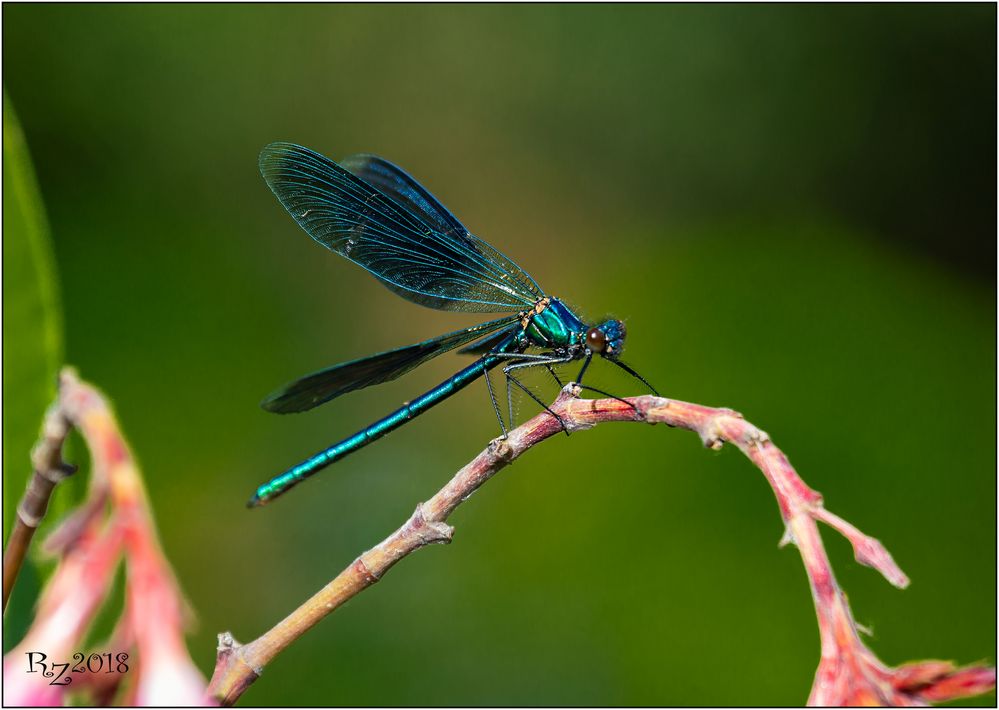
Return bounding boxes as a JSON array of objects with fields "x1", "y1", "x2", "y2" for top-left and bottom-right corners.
[{"x1": 246, "y1": 493, "x2": 265, "y2": 509}]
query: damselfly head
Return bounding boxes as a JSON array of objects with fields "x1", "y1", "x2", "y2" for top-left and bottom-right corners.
[{"x1": 586, "y1": 319, "x2": 626, "y2": 360}]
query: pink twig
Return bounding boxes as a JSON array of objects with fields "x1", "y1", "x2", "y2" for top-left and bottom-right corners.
[
  {"x1": 208, "y1": 386, "x2": 994, "y2": 705},
  {"x1": 3, "y1": 368, "x2": 208, "y2": 706}
]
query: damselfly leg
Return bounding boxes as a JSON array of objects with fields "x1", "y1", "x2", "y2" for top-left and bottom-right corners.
[
  {"x1": 483, "y1": 366, "x2": 508, "y2": 439},
  {"x1": 576, "y1": 351, "x2": 593, "y2": 384},
  {"x1": 502, "y1": 355, "x2": 576, "y2": 433},
  {"x1": 509, "y1": 353, "x2": 647, "y2": 424},
  {"x1": 611, "y1": 359, "x2": 660, "y2": 396},
  {"x1": 483, "y1": 352, "x2": 571, "y2": 437},
  {"x1": 575, "y1": 383, "x2": 639, "y2": 411}
]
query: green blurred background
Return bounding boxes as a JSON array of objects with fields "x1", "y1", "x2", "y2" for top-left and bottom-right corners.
[{"x1": 3, "y1": 4, "x2": 995, "y2": 705}]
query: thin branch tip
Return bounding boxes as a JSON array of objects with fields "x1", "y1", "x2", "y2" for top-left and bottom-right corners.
[{"x1": 812, "y1": 507, "x2": 910, "y2": 588}]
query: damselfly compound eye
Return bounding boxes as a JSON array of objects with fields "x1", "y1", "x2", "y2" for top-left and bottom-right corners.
[{"x1": 586, "y1": 327, "x2": 608, "y2": 353}]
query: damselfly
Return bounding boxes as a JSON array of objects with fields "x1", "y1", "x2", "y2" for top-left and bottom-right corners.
[{"x1": 250, "y1": 143, "x2": 657, "y2": 507}]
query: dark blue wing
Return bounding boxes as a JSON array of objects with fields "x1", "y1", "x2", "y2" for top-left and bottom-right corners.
[
  {"x1": 262, "y1": 315, "x2": 518, "y2": 413},
  {"x1": 259, "y1": 143, "x2": 544, "y2": 312},
  {"x1": 339, "y1": 154, "x2": 467, "y2": 239}
]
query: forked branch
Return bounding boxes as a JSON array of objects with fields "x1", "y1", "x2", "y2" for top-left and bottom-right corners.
[{"x1": 208, "y1": 385, "x2": 994, "y2": 705}]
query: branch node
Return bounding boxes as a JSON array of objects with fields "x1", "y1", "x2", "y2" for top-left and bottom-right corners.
[
  {"x1": 14, "y1": 505, "x2": 45, "y2": 529},
  {"x1": 700, "y1": 427, "x2": 725, "y2": 450},
  {"x1": 746, "y1": 427, "x2": 770, "y2": 448},
  {"x1": 779, "y1": 526, "x2": 795, "y2": 549},
  {"x1": 557, "y1": 382, "x2": 582, "y2": 403},
  {"x1": 411, "y1": 503, "x2": 454, "y2": 544},
  {"x1": 488, "y1": 436, "x2": 515, "y2": 462},
  {"x1": 353, "y1": 556, "x2": 381, "y2": 583},
  {"x1": 425, "y1": 520, "x2": 455, "y2": 543},
  {"x1": 216, "y1": 630, "x2": 243, "y2": 655}
]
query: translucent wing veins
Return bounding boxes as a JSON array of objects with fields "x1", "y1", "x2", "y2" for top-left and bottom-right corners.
[{"x1": 260, "y1": 143, "x2": 544, "y2": 313}]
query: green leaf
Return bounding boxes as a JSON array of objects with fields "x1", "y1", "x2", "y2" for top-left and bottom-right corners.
[{"x1": 2, "y1": 90, "x2": 64, "y2": 541}]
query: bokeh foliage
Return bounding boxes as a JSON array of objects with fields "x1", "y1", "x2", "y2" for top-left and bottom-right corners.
[
  {"x1": 1, "y1": 92, "x2": 71, "y2": 648},
  {"x1": 3, "y1": 4, "x2": 994, "y2": 705},
  {"x1": 2, "y1": 91, "x2": 63, "y2": 539}
]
